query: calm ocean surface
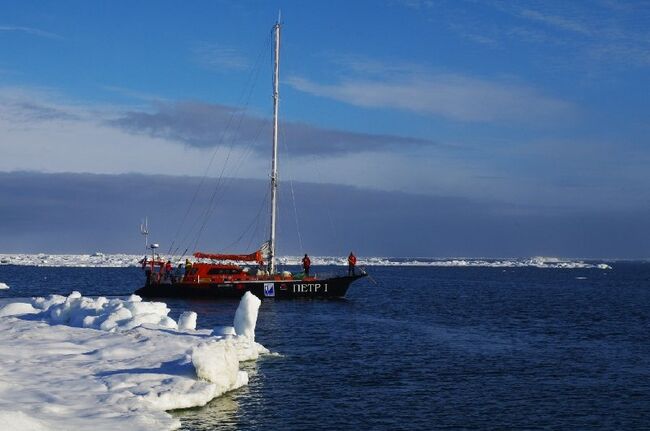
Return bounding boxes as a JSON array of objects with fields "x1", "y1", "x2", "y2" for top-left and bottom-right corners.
[{"x1": 1, "y1": 263, "x2": 649, "y2": 430}]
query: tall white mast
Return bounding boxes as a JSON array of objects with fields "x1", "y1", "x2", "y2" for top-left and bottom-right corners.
[{"x1": 269, "y1": 15, "x2": 281, "y2": 274}]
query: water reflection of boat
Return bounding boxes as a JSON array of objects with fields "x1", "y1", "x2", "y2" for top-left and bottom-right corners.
[{"x1": 135, "y1": 17, "x2": 366, "y2": 300}]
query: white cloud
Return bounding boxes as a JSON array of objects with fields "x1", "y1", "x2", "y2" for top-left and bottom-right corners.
[
  {"x1": 399, "y1": 1, "x2": 650, "y2": 69},
  {"x1": 111, "y1": 100, "x2": 433, "y2": 156},
  {"x1": 0, "y1": 87, "x2": 266, "y2": 179},
  {"x1": 0, "y1": 25, "x2": 62, "y2": 39},
  {"x1": 518, "y1": 8, "x2": 591, "y2": 35},
  {"x1": 287, "y1": 73, "x2": 575, "y2": 124},
  {"x1": 0, "y1": 86, "x2": 488, "y2": 201},
  {"x1": 1, "y1": 85, "x2": 644, "y2": 212},
  {"x1": 192, "y1": 43, "x2": 250, "y2": 72}
]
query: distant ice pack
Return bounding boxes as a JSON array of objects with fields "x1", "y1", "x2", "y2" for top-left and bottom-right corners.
[{"x1": 0, "y1": 253, "x2": 613, "y2": 269}]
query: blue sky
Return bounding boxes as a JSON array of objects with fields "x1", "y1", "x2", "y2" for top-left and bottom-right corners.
[{"x1": 1, "y1": 0, "x2": 650, "y2": 256}]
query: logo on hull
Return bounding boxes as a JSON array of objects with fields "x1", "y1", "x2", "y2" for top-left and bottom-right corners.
[{"x1": 264, "y1": 283, "x2": 275, "y2": 297}]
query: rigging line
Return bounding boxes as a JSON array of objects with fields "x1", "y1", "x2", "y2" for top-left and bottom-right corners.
[
  {"x1": 168, "y1": 29, "x2": 272, "y2": 255},
  {"x1": 205, "y1": 110, "x2": 270, "y2": 220},
  {"x1": 192, "y1": 121, "x2": 268, "y2": 255},
  {"x1": 245, "y1": 194, "x2": 267, "y2": 252},
  {"x1": 185, "y1": 22, "x2": 275, "y2": 256},
  {"x1": 210, "y1": 115, "x2": 270, "y2": 224},
  {"x1": 182, "y1": 30, "x2": 272, "y2": 253},
  {"x1": 231, "y1": 180, "x2": 269, "y2": 254},
  {"x1": 189, "y1": 148, "x2": 234, "y2": 252},
  {"x1": 188, "y1": 114, "x2": 253, "y2": 252},
  {"x1": 280, "y1": 124, "x2": 304, "y2": 252},
  {"x1": 223, "y1": 186, "x2": 270, "y2": 251},
  {"x1": 190, "y1": 132, "x2": 259, "y2": 254},
  {"x1": 245, "y1": 179, "x2": 271, "y2": 253},
  {"x1": 166, "y1": 129, "x2": 224, "y2": 255},
  {"x1": 175, "y1": 75, "x2": 264, "y2": 255},
  {"x1": 189, "y1": 26, "x2": 276, "y2": 252},
  {"x1": 188, "y1": 51, "x2": 268, "y2": 253}
]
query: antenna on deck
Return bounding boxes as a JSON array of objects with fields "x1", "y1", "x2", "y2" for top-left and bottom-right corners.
[{"x1": 140, "y1": 217, "x2": 149, "y2": 251}]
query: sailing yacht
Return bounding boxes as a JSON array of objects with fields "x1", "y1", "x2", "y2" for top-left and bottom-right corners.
[{"x1": 135, "y1": 18, "x2": 367, "y2": 299}]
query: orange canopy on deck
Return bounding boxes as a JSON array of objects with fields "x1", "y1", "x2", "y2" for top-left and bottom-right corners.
[{"x1": 193, "y1": 250, "x2": 264, "y2": 264}]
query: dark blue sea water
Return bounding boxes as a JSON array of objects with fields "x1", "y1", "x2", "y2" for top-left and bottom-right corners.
[{"x1": 1, "y1": 263, "x2": 650, "y2": 430}]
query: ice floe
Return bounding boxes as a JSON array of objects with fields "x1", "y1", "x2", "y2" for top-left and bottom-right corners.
[
  {"x1": 280, "y1": 255, "x2": 613, "y2": 269},
  {"x1": 0, "y1": 253, "x2": 614, "y2": 269},
  {"x1": 0, "y1": 291, "x2": 269, "y2": 430},
  {"x1": 0, "y1": 282, "x2": 9, "y2": 289}
]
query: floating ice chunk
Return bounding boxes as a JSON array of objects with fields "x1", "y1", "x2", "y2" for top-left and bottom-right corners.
[
  {"x1": 229, "y1": 334, "x2": 270, "y2": 361},
  {"x1": 0, "y1": 411, "x2": 49, "y2": 431},
  {"x1": 233, "y1": 291, "x2": 261, "y2": 340},
  {"x1": 158, "y1": 315, "x2": 179, "y2": 330},
  {"x1": 32, "y1": 294, "x2": 66, "y2": 310},
  {"x1": 99, "y1": 307, "x2": 133, "y2": 331},
  {"x1": 212, "y1": 325, "x2": 236, "y2": 336},
  {"x1": 0, "y1": 302, "x2": 39, "y2": 317},
  {"x1": 178, "y1": 311, "x2": 197, "y2": 331},
  {"x1": 0, "y1": 282, "x2": 9, "y2": 290},
  {"x1": 123, "y1": 298, "x2": 169, "y2": 317},
  {"x1": 15, "y1": 292, "x2": 179, "y2": 333},
  {"x1": 0, "y1": 291, "x2": 270, "y2": 430},
  {"x1": 191, "y1": 341, "x2": 239, "y2": 389}
]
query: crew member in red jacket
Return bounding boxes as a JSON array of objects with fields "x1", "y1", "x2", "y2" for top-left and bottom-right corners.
[
  {"x1": 348, "y1": 252, "x2": 357, "y2": 276},
  {"x1": 302, "y1": 254, "x2": 311, "y2": 277}
]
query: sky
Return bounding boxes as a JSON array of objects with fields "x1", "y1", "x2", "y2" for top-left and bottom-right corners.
[{"x1": 1, "y1": 0, "x2": 650, "y2": 257}]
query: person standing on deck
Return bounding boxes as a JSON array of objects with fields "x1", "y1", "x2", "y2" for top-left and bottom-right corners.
[
  {"x1": 302, "y1": 254, "x2": 311, "y2": 277},
  {"x1": 164, "y1": 260, "x2": 173, "y2": 282},
  {"x1": 173, "y1": 264, "x2": 184, "y2": 283},
  {"x1": 348, "y1": 252, "x2": 357, "y2": 276},
  {"x1": 185, "y1": 259, "x2": 192, "y2": 274}
]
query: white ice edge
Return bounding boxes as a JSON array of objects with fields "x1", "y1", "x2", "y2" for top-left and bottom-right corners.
[
  {"x1": 0, "y1": 254, "x2": 612, "y2": 269},
  {"x1": 0, "y1": 291, "x2": 268, "y2": 431}
]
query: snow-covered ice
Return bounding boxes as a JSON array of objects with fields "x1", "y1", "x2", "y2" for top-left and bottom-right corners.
[
  {"x1": 0, "y1": 282, "x2": 9, "y2": 289},
  {"x1": 0, "y1": 291, "x2": 269, "y2": 431},
  {"x1": 0, "y1": 253, "x2": 141, "y2": 267},
  {"x1": 233, "y1": 291, "x2": 261, "y2": 340},
  {"x1": 0, "y1": 253, "x2": 614, "y2": 269},
  {"x1": 178, "y1": 311, "x2": 197, "y2": 331}
]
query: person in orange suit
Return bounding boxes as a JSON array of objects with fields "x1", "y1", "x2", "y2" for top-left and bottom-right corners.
[{"x1": 348, "y1": 252, "x2": 357, "y2": 276}]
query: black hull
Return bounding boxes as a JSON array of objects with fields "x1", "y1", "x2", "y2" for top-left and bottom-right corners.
[{"x1": 135, "y1": 274, "x2": 366, "y2": 299}]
